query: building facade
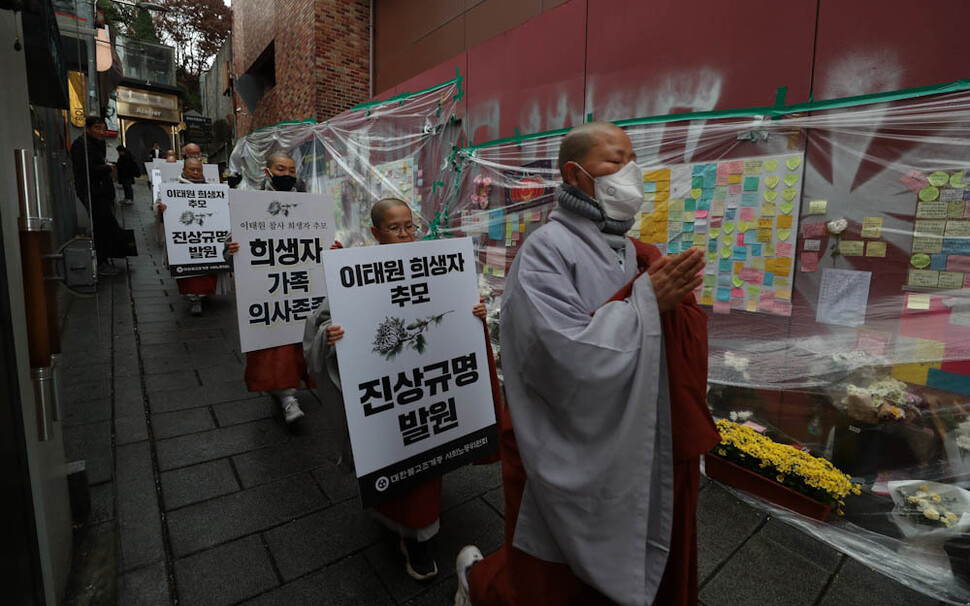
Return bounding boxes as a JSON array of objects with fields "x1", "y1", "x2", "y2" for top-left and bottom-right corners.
[
  {"x1": 231, "y1": 0, "x2": 370, "y2": 135},
  {"x1": 201, "y1": 37, "x2": 235, "y2": 166}
]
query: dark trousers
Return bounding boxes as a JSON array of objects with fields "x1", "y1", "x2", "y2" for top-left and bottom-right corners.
[
  {"x1": 121, "y1": 181, "x2": 133, "y2": 200},
  {"x1": 82, "y1": 193, "x2": 120, "y2": 263}
]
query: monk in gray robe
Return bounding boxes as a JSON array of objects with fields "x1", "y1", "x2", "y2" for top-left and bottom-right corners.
[{"x1": 455, "y1": 122, "x2": 711, "y2": 606}]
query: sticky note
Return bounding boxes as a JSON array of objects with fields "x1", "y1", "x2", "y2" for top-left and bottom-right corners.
[
  {"x1": 911, "y1": 253, "x2": 932, "y2": 269},
  {"x1": 781, "y1": 188, "x2": 797, "y2": 202},
  {"x1": 777, "y1": 228, "x2": 791, "y2": 241},
  {"x1": 740, "y1": 207, "x2": 755, "y2": 221},
  {"x1": 929, "y1": 254, "x2": 947, "y2": 270},
  {"x1": 775, "y1": 289, "x2": 792, "y2": 301},
  {"x1": 776, "y1": 242, "x2": 793, "y2": 257},
  {"x1": 730, "y1": 287, "x2": 744, "y2": 298},
  {"x1": 939, "y1": 271, "x2": 964, "y2": 289},
  {"x1": 743, "y1": 177, "x2": 760, "y2": 192},
  {"x1": 906, "y1": 294, "x2": 931, "y2": 310},
  {"x1": 763, "y1": 189, "x2": 778, "y2": 202},
  {"x1": 764, "y1": 176, "x2": 779, "y2": 189},
  {"x1": 786, "y1": 156, "x2": 802, "y2": 170},
  {"x1": 764, "y1": 160, "x2": 779, "y2": 173},
  {"x1": 713, "y1": 300, "x2": 732, "y2": 314},
  {"x1": 802, "y1": 222, "x2": 825, "y2": 238},
  {"x1": 839, "y1": 240, "x2": 864, "y2": 256},
  {"x1": 866, "y1": 241, "x2": 887, "y2": 257},
  {"x1": 808, "y1": 200, "x2": 828, "y2": 215},
  {"x1": 733, "y1": 246, "x2": 747, "y2": 261},
  {"x1": 719, "y1": 259, "x2": 733, "y2": 272},
  {"x1": 784, "y1": 173, "x2": 799, "y2": 187},
  {"x1": 801, "y1": 251, "x2": 819, "y2": 272},
  {"x1": 860, "y1": 217, "x2": 883, "y2": 238},
  {"x1": 746, "y1": 299, "x2": 758, "y2": 312},
  {"x1": 804, "y1": 239, "x2": 821, "y2": 251},
  {"x1": 750, "y1": 244, "x2": 763, "y2": 257},
  {"x1": 716, "y1": 287, "x2": 730, "y2": 301},
  {"x1": 743, "y1": 161, "x2": 763, "y2": 176},
  {"x1": 725, "y1": 208, "x2": 737, "y2": 220},
  {"x1": 757, "y1": 228, "x2": 773, "y2": 243},
  {"x1": 919, "y1": 186, "x2": 940, "y2": 202},
  {"x1": 758, "y1": 217, "x2": 773, "y2": 229},
  {"x1": 780, "y1": 200, "x2": 795, "y2": 214},
  {"x1": 763, "y1": 272, "x2": 774, "y2": 286},
  {"x1": 927, "y1": 171, "x2": 949, "y2": 187},
  {"x1": 762, "y1": 202, "x2": 776, "y2": 216},
  {"x1": 900, "y1": 169, "x2": 930, "y2": 193},
  {"x1": 777, "y1": 215, "x2": 793, "y2": 229},
  {"x1": 908, "y1": 269, "x2": 939, "y2": 287}
]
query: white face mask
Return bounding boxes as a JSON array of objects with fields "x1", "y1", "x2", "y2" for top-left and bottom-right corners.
[{"x1": 576, "y1": 161, "x2": 644, "y2": 220}]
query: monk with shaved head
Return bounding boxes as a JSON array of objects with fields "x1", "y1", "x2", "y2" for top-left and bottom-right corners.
[{"x1": 455, "y1": 123, "x2": 718, "y2": 606}]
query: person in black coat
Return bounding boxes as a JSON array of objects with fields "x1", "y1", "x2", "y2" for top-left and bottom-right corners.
[
  {"x1": 70, "y1": 115, "x2": 122, "y2": 275},
  {"x1": 115, "y1": 145, "x2": 140, "y2": 205}
]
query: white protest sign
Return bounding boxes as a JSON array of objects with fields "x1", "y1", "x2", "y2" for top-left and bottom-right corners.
[
  {"x1": 161, "y1": 183, "x2": 232, "y2": 276},
  {"x1": 230, "y1": 190, "x2": 336, "y2": 352},
  {"x1": 324, "y1": 237, "x2": 497, "y2": 505}
]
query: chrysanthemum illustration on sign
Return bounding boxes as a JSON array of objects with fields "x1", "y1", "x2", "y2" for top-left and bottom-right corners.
[
  {"x1": 267, "y1": 200, "x2": 298, "y2": 217},
  {"x1": 372, "y1": 311, "x2": 453, "y2": 360},
  {"x1": 179, "y1": 210, "x2": 213, "y2": 226}
]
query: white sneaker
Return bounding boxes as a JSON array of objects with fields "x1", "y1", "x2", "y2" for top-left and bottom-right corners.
[
  {"x1": 453, "y1": 545, "x2": 483, "y2": 606},
  {"x1": 190, "y1": 300, "x2": 202, "y2": 316},
  {"x1": 282, "y1": 398, "x2": 304, "y2": 424}
]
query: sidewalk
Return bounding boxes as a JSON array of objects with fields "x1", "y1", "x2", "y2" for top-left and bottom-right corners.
[{"x1": 58, "y1": 185, "x2": 948, "y2": 606}]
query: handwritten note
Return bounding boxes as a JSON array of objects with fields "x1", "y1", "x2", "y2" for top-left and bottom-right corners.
[
  {"x1": 861, "y1": 217, "x2": 883, "y2": 238},
  {"x1": 866, "y1": 241, "x2": 887, "y2": 257},
  {"x1": 816, "y1": 268, "x2": 871, "y2": 327},
  {"x1": 808, "y1": 199, "x2": 828, "y2": 215}
]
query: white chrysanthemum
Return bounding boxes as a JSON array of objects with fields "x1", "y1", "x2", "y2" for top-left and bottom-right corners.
[
  {"x1": 956, "y1": 435, "x2": 970, "y2": 451},
  {"x1": 924, "y1": 507, "x2": 940, "y2": 521},
  {"x1": 827, "y1": 218, "x2": 848, "y2": 234}
]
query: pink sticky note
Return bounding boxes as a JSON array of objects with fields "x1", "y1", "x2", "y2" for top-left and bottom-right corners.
[
  {"x1": 736, "y1": 234, "x2": 745, "y2": 246},
  {"x1": 857, "y1": 333, "x2": 888, "y2": 356},
  {"x1": 740, "y1": 268, "x2": 763, "y2": 283},
  {"x1": 776, "y1": 242, "x2": 793, "y2": 257},
  {"x1": 801, "y1": 251, "x2": 819, "y2": 272},
  {"x1": 740, "y1": 207, "x2": 755, "y2": 221},
  {"x1": 964, "y1": 202, "x2": 970, "y2": 219},
  {"x1": 727, "y1": 161, "x2": 744, "y2": 173},
  {"x1": 730, "y1": 287, "x2": 744, "y2": 298},
  {"x1": 695, "y1": 210, "x2": 709, "y2": 219},
  {"x1": 947, "y1": 255, "x2": 970, "y2": 273},
  {"x1": 759, "y1": 291, "x2": 774, "y2": 312},
  {"x1": 900, "y1": 169, "x2": 930, "y2": 194},
  {"x1": 801, "y1": 222, "x2": 825, "y2": 238},
  {"x1": 771, "y1": 300, "x2": 793, "y2": 316},
  {"x1": 743, "y1": 421, "x2": 768, "y2": 433},
  {"x1": 417, "y1": 169, "x2": 424, "y2": 178},
  {"x1": 716, "y1": 174, "x2": 729, "y2": 186},
  {"x1": 729, "y1": 184, "x2": 742, "y2": 195},
  {"x1": 710, "y1": 217, "x2": 722, "y2": 228},
  {"x1": 713, "y1": 300, "x2": 732, "y2": 314}
]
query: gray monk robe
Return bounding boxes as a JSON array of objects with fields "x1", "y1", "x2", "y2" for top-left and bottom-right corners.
[{"x1": 500, "y1": 206, "x2": 673, "y2": 606}]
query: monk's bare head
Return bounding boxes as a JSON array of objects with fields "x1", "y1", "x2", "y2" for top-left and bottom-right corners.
[
  {"x1": 182, "y1": 157, "x2": 205, "y2": 182},
  {"x1": 558, "y1": 122, "x2": 636, "y2": 199},
  {"x1": 264, "y1": 152, "x2": 296, "y2": 178},
  {"x1": 182, "y1": 143, "x2": 202, "y2": 159},
  {"x1": 370, "y1": 198, "x2": 415, "y2": 245}
]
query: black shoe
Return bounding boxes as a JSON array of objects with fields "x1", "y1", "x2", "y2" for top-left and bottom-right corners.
[{"x1": 400, "y1": 537, "x2": 438, "y2": 581}]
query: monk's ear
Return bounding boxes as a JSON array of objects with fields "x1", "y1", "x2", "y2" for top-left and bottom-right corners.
[{"x1": 562, "y1": 161, "x2": 582, "y2": 187}]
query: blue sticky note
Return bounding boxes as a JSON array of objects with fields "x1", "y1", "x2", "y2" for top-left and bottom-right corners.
[
  {"x1": 930, "y1": 254, "x2": 948, "y2": 270},
  {"x1": 708, "y1": 239, "x2": 718, "y2": 252},
  {"x1": 744, "y1": 231, "x2": 758, "y2": 245},
  {"x1": 700, "y1": 189, "x2": 715, "y2": 202},
  {"x1": 943, "y1": 238, "x2": 970, "y2": 254},
  {"x1": 741, "y1": 193, "x2": 760, "y2": 207},
  {"x1": 743, "y1": 176, "x2": 760, "y2": 191},
  {"x1": 703, "y1": 175, "x2": 717, "y2": 189},
  {"x1": 691, "y1": 176, "x2": 704, "y2": 188},
  {"x1": 488, "y1": 209, "x2": 504, "y2": 240},
  {"x1": 702, "y1": 163, "x2": 717, "y2": 178},
  {"x1": 763, "y1": 272, "x2": 774, "y2": 286},
  {"x1": 750, "y1": 244, "x2": 763, "y2": 257},
  {"x1": 668, "y1": 241, "x2": 681, "y2": 254},
  {"x1": 733, "y1": 246, "x2": 747, "y2": 261},
  {"x1": 719, "y1": 258, "x2": 733, "y2": 272},
  {"x1": 682, "y1": 222, "x2": 695, "y2": 233},
  {"x1": 717, "y1": 273, "x2": 732, "y2": 286},
  {"x1": 697, "y1": 198, "x2": 711, "y2": 211},
  {"x1": 725, "y1": 208, "x2": 737, "y2": 220},
  {"x1": 643, "y1": 181, "x2": 656, "y2": 193},
  {"x1": 684, "y1": 198, "x2": 697, "y2": 211},
  {"x1": 692, "y1": 165, "x2": 705, "y2": 176},
  {"x1": 716, "y1": 287, "x2": 731, "y2": 302}
]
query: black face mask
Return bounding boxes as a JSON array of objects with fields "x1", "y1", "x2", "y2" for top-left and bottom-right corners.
[{"x1": 270, "y1": 175, "x2": 297, "y2": 191}]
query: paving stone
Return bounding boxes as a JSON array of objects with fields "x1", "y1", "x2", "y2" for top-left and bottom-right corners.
[
  {"x1": 138, "y1": 343, "x2": 187, "y2": 360},
  {"x1": 117, "y1": 475, "x2": 165, "y2": 571},
  {"x1": 481, "y1": 486, "x2": 505, "y2": 518},
  {"x1": 62, "y1": 397, "x2": 112, "y2": 427},
  {"x1": 212, "y1": 397, "x2": 275, "y2": 427},
  {"x1": 700, "y1": 533, "x2": 829, "y2": 606},
  {"x1": 60, "y1": 361, "x2": 110, "y2": 386},
  {"x1": 365, "y1": 498, "x2": 504, "y2": 603},
  {"x1": 115, "y1": 441, "x2": 154, "y2": 487},
  {"x1": 402, "y1": 582, "x2": 456, "y2": 606},
  {"x1": 151, "y1": 407, "x2": 215, "y2": 440},
  {"x1": 139, "y1": 327, "x2": 226, "y2": 345},
  {"x1": 197, "y1": 364, "x2": 245, "y2": 386},
  {"x1": 185, "y1": 338, "x2": 239, "y2": 355},
  {"x1": 174, "y1": 535, "x2": 278, "y2": 606},
  {"x1": 114, "y1": 376, "x2": 145, "y2": 408},
  {"x1": 264, "y1": 500, "x2": 383, "y2": 581},
  {"x1": 88, "y1": 481, "x2": 114, "y2": 525},
  {"x1": 117, "y1": 561, "x2": 170, "y2": 606},
  {"x1": 759, "y1": 518, "x2": 843, "y2": 573},
  {"x1": 233, "y1": 439, "x2": 335, "y2": 489},
  {"x1": 143, "y1": 353, "x2": 239, "y2": 375},
  {"x1": 696, "y1": 484, "x2": 767, "y2": 580},
  {"x1": 441, "y1": 463, "x2": 502, "y2": 511},
  {"x1": 61, "y1": 377, "x2": 110, "y2": 404},
  {"x1": 817, "y1": 559, "x2": 940, "y2": 606},
  {"x1": 311, "y1": 462, "x2": 360, "y2": 504},
  {"x1": 115, "y1": 414, "x2": 149, "y2": 445},
  {"x1": 63, "y1": 421, "x2": 112, "y2": 484},
  {"x1": 241, "y1": 554, "x2": 393, "y2": 606},
  {"x1": 114, "y1": 354, "x2": 141, "y2": 379},
  {"x1": 148, "y1": 382, "x2": 256, "y2": 414},
  {"x1": 161, "y1": 459, "x2": 240, "y2": 511},
  {"x1": 144, "y1": 370, "x2": 200, "y2": 394},
  {"x1": 156, "y1": 418, "x2": 287, "y2": 470},
  {"x1": 167, "y1": 474, "x2": 327, "y2": 556}
]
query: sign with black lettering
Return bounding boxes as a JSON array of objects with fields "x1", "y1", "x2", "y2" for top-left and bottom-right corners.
[
  {"x1": 324, "y1": 237, "x2": 497, "y2": 505},
  {"x1": 161, "y1": 184, "x2": 231, "y2": 276},
  {"x1": 230, "y1": 190, "x2": 336, "y2": 352}
]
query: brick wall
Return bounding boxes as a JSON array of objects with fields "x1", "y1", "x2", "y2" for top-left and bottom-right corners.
[
  {"x1": 314, "y1": 0, "x2": 371, "y2": 121},
  {"x1": 232, "y1": 0, "x2": 371, "y2": 136}
]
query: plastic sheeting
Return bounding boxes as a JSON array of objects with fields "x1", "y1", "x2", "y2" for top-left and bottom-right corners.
[{"x1": 229, "y1": 79, "x2": 970, "y2": 603}]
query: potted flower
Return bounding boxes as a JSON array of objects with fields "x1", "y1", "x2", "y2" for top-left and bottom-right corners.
[{"x1": 707, "y1": 419, "x2": 861, "y2": 520}]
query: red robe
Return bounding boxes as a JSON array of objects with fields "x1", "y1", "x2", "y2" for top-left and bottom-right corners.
[
  {"x1": 176, "y1": 274, "x2": 219, "y2": 295},
  {"x1": 244, "y1": 344, "x2": 311, "y2": 392},
  {"x1": 372, "y1": 318, "x2": 504, "y2": 530},
  {"x1": 468, "y1": 239, "x2": 720, "y2": 606}
]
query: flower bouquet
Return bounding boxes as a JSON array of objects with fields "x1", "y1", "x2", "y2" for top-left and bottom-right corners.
[
  {"x1": 707, "y1": 419, "x2": 861, "y2": 519},
  {"x1": 889, "y1": 481, "x2": 970, "y2": 538},
  {"x1": 841, "y1": 377, "x2": 923, "y2": 424}
]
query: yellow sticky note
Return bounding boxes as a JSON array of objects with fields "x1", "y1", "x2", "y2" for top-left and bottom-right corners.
[
  {"x1": 761, "y1": 202, "x2": 776, "y2": 216},
  {"x1": 694, "y1": 234, "x2": 706, "y2": 247},
  {"x1": 915, "y1": 338, "x2": 945, "y2": 363},
  {"x1": 838, "y1": 240, "x2": 864, "y2": 256},
  {"x1": 809, "y1": 199, "x2": 828, "y2": 215},
  {"x1": 757, "y1": 228, "x2": 773, "y2": 243},
  {"x1": 861, "y1": 217, "x2": 883, "y2": 238},
  {"x1": 908, "y1": 269, "x2": 939, "y2": 287},
  {"x1": 891, "y1": 363, "x2": 933, "y2": 385},
  {"x1": 906, "y1": 294, "x2": 931, "y2": 310},
  {"x1": 758, "y1": 218, "x2": 773, "y2": 229},
  {"x1": 775, "y1": 289, "x2": 792, "y2": 301},
  {"x1": 866, "y1": 241, "x2": 887, "y2": 257},
  {"x1": 765, "y1": 258, "x2": 776, "y2": 273},
  {"x1": 727, "y1": 174, "x2": 743, "y2": 185},
  {"x1": 733, "y1": 262, "x2": 744, "y2": 274},
  {"x1": 776, "y1": 215, "x2": 793, "y2": 229},
  {"x1": 746, "y1": 299, "x2": 758, "y2": 312},
  {"x1": 701, "y1": 296, "x2": 714, "y2": 306},
  {"x1": 643, "y1": 170, "x2": 669, "y2": 182},
  {"x1": 655, "y1": 181, "x2": 670, "y2": 194}
]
